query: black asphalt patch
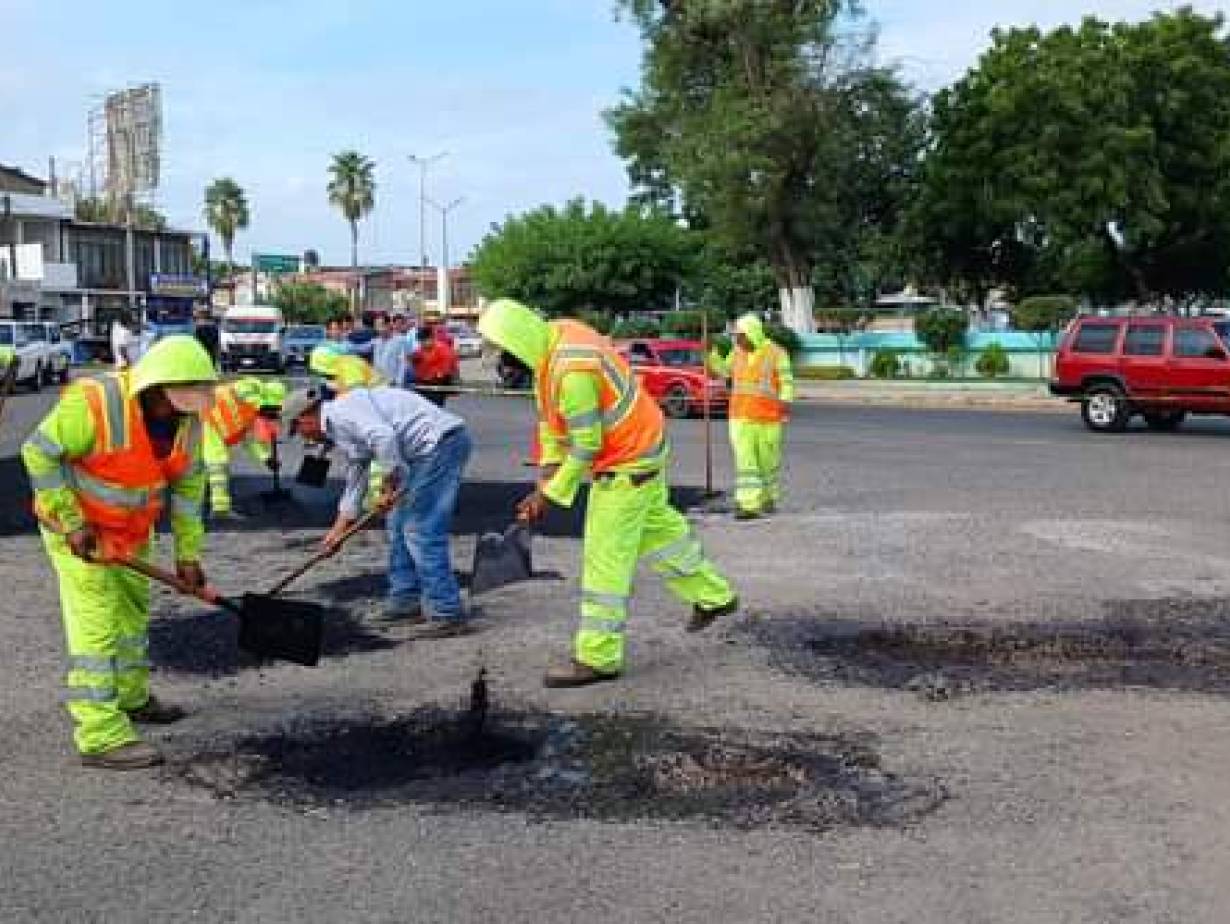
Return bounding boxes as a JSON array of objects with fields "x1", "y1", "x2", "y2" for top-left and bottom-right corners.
[
  {"x1": 171, "y1": 707, "x2": 945, "y2": 831},
  {"x1": 755, "y1": 597, "x2": 1230, "y2": 699}
]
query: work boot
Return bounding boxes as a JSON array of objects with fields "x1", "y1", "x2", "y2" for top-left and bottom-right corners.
[
  {"x1": 373, "y1": 598, "x2": 425, "y2": 626},
  {"x1": 80, "y1": 741, "x2": 164, "y2": 771},
  {"x1": 763, "y1": 501, "x2": 778, "y2": 515},
  {"x1": 543, "y1": 660, "x2": 621, "y2": 689},
  {"x1": 126, "y1": 694, "x2": 186, "y2": 725},
  {"x1": 410, "y1": 619, "x2": 477, "y2": 640},
  {"x1": 734, "y1": 508, "x2": 762, "y2": 521},
  {"x1": 686, "y1": 595, "x2": 740, "y2": 633}
]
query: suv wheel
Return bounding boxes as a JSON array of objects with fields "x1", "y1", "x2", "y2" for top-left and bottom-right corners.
[
  {"x1": 1081, "y1": 385, "x2": 1130, "y2": 433},
  {"x1": 1143, "y1": 410, "x2": 1186, "y2": 432},
  {"x1": 662, "y1": 383, "x2": 693, "y2": 419}
]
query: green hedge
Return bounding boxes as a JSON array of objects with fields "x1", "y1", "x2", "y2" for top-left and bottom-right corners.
[{"x1": 797, "y1": 365, "x2": 856, "y2": 381}]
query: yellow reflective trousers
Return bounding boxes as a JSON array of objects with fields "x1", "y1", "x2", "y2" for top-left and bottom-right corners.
[
  {"x1": 42, "y1": 528, "x2": 151, "y2": 755},
  {"x1": 577, "y1": 470, "x2": 735, "y2": 673}
]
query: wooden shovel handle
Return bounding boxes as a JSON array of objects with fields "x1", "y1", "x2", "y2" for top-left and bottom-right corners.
[
  {"x1": 115, "y1": 556, "x2": 240, "y2": 613},
  {"x1": 266, "y1": 489, "x2": 406, "y2": 597}
]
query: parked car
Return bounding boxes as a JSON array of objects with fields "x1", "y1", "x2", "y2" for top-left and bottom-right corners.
[
  {"x1": 1050, "y1": 315, "x2": 1230, "y2": 432},
  {"x1": 616, "y1": 338, "x2": 729, "y2": 418},
  {"x1": 446, "y1": 322, "x2": 484, "y2": 360},
  {"x1": 0, "y1": 320, "x2": 69, "y2": 391},
  {"x1": 282, "y1": 324, "x2": 327, "y2": 368}
]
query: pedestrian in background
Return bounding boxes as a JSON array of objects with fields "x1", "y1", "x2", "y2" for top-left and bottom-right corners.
[
  {"x1": 412, "y1": 310, "x2": 460, "y2": 407},
  {"x1": 374, "y1": 314, "x2": 411, "y2": 388},
  {"x1": 193, "y1": 307, "x2": 220, "y2": 369},
  {"x1": 110, "y1": 312, "x2": 137, "y2": 371}
]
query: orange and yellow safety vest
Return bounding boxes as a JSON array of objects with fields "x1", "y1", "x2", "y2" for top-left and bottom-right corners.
[
  {"x1": 537, "y1": 320, "x2": 665, "y2": 472},
  {"x1": 204, "y1": 383, "x2": 259, "y2": 446},
  {"x1": 50, "y1": 376, "x2": 198, "y2": 558},
  {"x1": 730, "y1": 345, "x2": 788, "y2": 422}
]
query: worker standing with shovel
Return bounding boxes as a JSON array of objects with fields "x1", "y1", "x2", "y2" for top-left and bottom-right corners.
[
  {"x1": 282, "y1": 383, "x2": 476, "y2": 637},
  {"x1": 21, "y1": 336, "x2": 218, "y2": 770},
  {"x1": 477, "y1": 299, "x2": 739, "y2": 688}
]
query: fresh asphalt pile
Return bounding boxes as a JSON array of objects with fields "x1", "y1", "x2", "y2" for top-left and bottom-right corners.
[{"x1": 169, "y1": 700, "x2": 945, "y2": 832}]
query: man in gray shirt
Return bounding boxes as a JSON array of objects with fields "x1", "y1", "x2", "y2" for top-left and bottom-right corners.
[{"x1": 283, "y1": 385, "x2": 474, "y2": 636}]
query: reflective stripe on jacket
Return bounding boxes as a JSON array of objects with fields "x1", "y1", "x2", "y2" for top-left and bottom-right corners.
[
  {"x1": 204, "y1": 384, "x2": 259, "y2": 446},
  {"x1": 49, "y1": 375, "x2": 198, "y2": 558},
  {"x1": 536, "y1": 320, "x2": 665, "y2": 473},
  {"x1": 730, "y1": 344, "x2": 788, "y2": 422}
]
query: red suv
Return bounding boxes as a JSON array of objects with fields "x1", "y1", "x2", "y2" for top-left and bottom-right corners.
[
  {"x1": 616, "y1": 338, "x2": 730, "y2": 418},
  {"x1": 1051, "y1": 315, "x2": 1230, "y2": 432}
]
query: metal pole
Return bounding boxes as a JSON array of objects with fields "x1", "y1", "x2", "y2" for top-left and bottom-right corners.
[
  {"x1": 702, "y1": 308, "x2": 714, "y2": 497},
  {"x1": 407, "y1": 152, "x2": 447, "y2": 272}
]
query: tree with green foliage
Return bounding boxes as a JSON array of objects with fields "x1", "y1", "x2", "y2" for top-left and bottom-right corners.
[
  {"x1": 470, "y1": 198, "x2": 694, "y2": 319},
  {"x1": 915, "y1": 308, "x2": 968, "y2": 377},
  {"x1": 911, "y1": 9, "x2": 1230, "y2": 306},
  {"x1": 203, "y1": 178, "x2": 250, "y2": 272},
  {"x1": 608, "y1": 0, "x2": 923, "y2": 334},
  {"x1": 327, "y1": 151, "x2": 376, "y2": 315},
  {"x1": 271, "y1": 281, "x2": 349, "y2": 325}
]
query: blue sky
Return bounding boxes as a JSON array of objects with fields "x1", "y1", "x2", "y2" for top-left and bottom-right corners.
[{"x1": 1, "y1": 0, "x2": 1222, "y2": 266}]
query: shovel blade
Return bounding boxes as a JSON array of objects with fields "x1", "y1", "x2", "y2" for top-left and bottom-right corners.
[
  {"x1": 470, "y1": 524, "x2": 533, "y2": 595},
  {"x1": 238, "y1": 594, "x2": 325, "y2": 667}
]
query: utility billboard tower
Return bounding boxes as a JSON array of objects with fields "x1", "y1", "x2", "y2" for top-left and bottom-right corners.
[{"x1": 87, "y1": 83, "x2": 163, "y2": 212}]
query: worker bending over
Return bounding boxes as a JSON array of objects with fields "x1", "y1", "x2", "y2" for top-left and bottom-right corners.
[
  {"x1": 22, "y1": 336, "x2": 217, "y2": 770},
  {"x1": 708, "y1": 314, "x2": 794, "y2": 519},
  {"x1": 478, "y1": 299, "x2": 738, "y2": 688},
  {"x1": 283, "y1": 384, "x2": 475, "y2": 637},
  {"x1": 202, "y1": 377, "x2": 285, "y2": 517}
]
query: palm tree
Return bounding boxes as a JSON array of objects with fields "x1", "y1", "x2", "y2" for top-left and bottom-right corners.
[
  {"x1": 203, "y1": 178, "x2": 250, "y2": 272},
  {"x1": 327, "y1": 151, "x2": 376, "y2": 315}
]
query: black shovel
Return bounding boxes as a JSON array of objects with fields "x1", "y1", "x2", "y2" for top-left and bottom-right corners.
[
  {"x1": 470, "y1": 523, "x2": 534, "y2": 595},
  {"x1": 118, "y1": 557, "x2": 324, "y2": 667}
]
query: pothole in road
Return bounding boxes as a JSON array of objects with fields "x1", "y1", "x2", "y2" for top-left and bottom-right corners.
[
  {"x1": 758, "y1": 598, "x2": 1230, "y2": 699},
  {"x1": 172, "y1": 708, "x2": 944, "y2": 831}
]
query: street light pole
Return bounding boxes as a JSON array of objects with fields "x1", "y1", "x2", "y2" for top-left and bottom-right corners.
[
  {"x1": 426, "y1": 195, "x2": 464, "y2": 316},
  {"x1": 407, "y1": 152, "x2": 447, "y2": 270}
]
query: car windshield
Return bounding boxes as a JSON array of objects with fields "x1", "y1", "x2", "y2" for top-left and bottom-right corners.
[
  {"x1": 658, "y1": 348, "x2": 704, "y2": 367},
  {"x1": 224, "y1": 319, "x2": 278, "y2": 334},
  {"x1": 286, "y1": 326, "x2": 324, "y2": 340},
  {"x1": 20, "y1": 323, "x2": 46, "y2": 342}
]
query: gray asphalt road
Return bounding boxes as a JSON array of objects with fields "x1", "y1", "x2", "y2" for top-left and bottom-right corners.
[{"x1": 6, "y1": 385, "x2": 1230, "y2": 923}]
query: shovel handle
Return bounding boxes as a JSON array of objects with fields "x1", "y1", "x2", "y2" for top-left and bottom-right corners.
[
  {"x1": 266, "y1": 489, "x2": 406, "y2": 597},
  {"x1": 116, "y1": 556, "x2": 241, "y2": 614}
]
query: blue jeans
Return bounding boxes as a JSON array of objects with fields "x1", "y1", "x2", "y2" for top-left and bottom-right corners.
[{"x1": 387, "y1": 428, "x2": 471, "y2": 622}]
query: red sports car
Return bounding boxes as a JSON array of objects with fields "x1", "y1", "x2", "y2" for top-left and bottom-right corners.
[{"x1": 616, "y1": 338, "x2": 730, "y2": 418}]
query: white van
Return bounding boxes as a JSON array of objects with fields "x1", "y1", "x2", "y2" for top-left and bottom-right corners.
[{"x1": 220, "y1": 304, "x2": 283, "y2": 372}]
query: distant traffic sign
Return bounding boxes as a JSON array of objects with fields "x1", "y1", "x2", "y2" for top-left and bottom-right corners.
[{"x1": 254, "y1": 253, "x2": 301, "y2": 275}]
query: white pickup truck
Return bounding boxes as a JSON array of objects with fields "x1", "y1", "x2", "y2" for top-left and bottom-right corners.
[{"x1": 0, "y1": 320, "x2": 69, "y2": 391}]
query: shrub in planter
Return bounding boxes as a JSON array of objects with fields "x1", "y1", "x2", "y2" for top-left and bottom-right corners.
[
  {"x1": 869, "y1": 348, "x2": 901, "y2": 379},
  {"x1": 976, "y1": 342, "x2": 1011, "y2": 378}
]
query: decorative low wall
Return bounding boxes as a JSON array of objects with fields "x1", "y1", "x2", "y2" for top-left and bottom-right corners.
[{"x1": 796, "y1": 331, "x2": 1061, "y2": 378}]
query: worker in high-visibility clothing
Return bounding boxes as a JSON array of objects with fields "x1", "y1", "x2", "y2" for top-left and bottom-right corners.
[
  {"x1": 478, "y1": 299, "x2": 739, "y2": 688},
  {"x1": 22, "y1": 336, "x2": 217, "y2": 770},
  {"x1": 309, "y1": 343, "x2": 387, "y2": 502},
  {"x1": 309, "y1": 342, "x2": 384, "y2": 393},
  {"x1": 708, "y1": 314, "x2": 794, "y2": 519},
  {"x1": 201, "y1": 377, "x2": 285, "y2": 517}
]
